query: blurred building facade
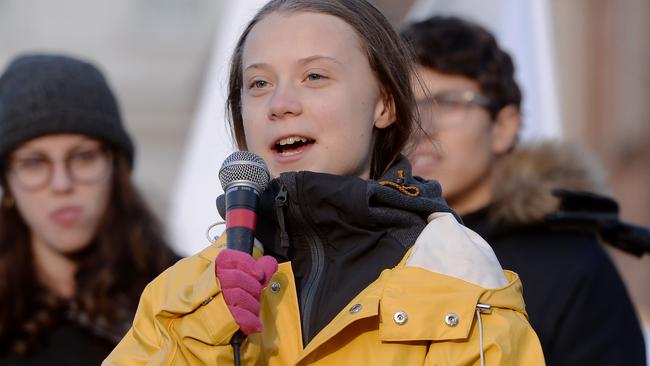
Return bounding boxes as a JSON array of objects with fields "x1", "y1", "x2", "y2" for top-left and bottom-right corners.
[{"x1": 552, "y1": 0, "x2": 650, "y2": 329}]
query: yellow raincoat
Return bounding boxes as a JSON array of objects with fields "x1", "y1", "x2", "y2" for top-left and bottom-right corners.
[{"x1": 105, "y1": 213, "x2": 545, "y2": 365}]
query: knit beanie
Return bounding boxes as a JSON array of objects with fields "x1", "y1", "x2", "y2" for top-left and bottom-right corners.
[{"x1": 0, "y1": 54, "x2": 135, "y2": 167}]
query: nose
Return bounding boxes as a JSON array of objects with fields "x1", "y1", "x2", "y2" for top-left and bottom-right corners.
[
  {"x1": 268, "y1": 82, "x2": 302, "y2": 120},
  {"x1": 49, "y1": 161, "x2": 74, "y2": 193}
]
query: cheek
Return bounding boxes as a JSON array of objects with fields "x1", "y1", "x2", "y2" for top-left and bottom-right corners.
[
  {"x1": 7, "y1": 177, "x2": 41, "y2": 223},
  {"x1": 89, "y1": 180, "x2": 112, "y2": 220},
  {"x1": 433, "y1": 130, "x2": 489, "y2": 188},
  {"x1": 325, "y1": 95, "x2": 375, "y2": 140},
  {"x1": 68, "y1": 178, "x2": 112, "y2": 233},
  {"x1": 12, "y1": 190, "x2": 48, "y2": 229},
  {"x1": 443, "y1": 124, "x2": 491, "y2": 155},
  {"x1": 241, "y1": 105, "x2": 266, "y2": 153},
  {"x1": 242, "y1": 128, "x2": 265, "y2": 155},
  {"x1": 435, "y1": 130, "x2": 465, "y2": 160}
]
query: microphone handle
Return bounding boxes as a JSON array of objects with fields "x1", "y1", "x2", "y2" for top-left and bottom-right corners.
[{"x1": 224, "y1": 185, "x2": 259, "y2": 254}]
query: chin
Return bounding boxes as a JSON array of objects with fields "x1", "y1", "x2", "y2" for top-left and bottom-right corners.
[
  {"x1": 271, "y1": 163, "x2": 317, "y2": 176},
  {"x1": 48, "y1": 235, "x2": 94, "y2": 256}
]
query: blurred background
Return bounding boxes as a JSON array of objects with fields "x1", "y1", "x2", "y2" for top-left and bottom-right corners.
[{"x1": 1, "y1": 0, "x2": 648, "y2": 357}]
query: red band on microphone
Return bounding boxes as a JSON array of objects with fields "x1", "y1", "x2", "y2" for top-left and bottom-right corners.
[{"x1": 226, "y1": 208, "x2": 257, "y2": 231}]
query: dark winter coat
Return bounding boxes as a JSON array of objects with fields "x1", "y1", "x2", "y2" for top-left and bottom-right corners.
[{"x1": 462, "y1": 142, "x2": 647, "y2": 366}]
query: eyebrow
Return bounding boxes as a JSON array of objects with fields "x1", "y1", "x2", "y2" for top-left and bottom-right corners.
[
  {"x1": 297, "y1": 55, "x2": 343, "y2": 66},
  {"x1": 243, "y1": 55, "x2": 343, "y2": 73}
]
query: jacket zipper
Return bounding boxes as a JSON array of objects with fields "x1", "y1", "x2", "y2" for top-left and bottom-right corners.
[
  {"x1": 280, "y1": 178, "x2": 326, "y2": 346},
  {"x1": 274, "y1": 185, "x2": 290, "y2": 255}
]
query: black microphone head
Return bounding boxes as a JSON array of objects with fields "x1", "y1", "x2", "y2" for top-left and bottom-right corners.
[{"x1": 219, "y1": 151, "x2": 270, "y2": 192}]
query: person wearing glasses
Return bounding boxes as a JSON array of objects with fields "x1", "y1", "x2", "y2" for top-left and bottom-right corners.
[
  {"x1": 401, "y1": 16, "x2": 646, "y2": 365},
  {"x1": 0, "y1": 54, "x2": 179, "y2": 364}
]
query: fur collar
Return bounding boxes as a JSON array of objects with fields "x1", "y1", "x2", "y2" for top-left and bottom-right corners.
[{"x1": 490, "y1": 142, "x2": 608, "y2": 225}]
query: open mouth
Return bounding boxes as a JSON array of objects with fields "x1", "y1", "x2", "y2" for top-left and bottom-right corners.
[{"x1": 272, "y1": 135, "x2": 315, "y2": 154}]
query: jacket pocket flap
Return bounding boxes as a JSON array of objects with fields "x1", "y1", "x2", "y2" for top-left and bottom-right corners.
[{"x1": 379, "y1": 293, "x2": 479, "y2": 341}]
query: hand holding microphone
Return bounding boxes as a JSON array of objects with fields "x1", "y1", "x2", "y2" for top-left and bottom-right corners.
[
  {"x1": 216, "y1": 151, "x2": 278, "y2": 336},
  {"x1": 216, "y1": 250, "x2": 277, "y2": 334}
]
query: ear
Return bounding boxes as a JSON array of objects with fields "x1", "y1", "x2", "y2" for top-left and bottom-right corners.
[
  {"x1": 373, "y1": 92, "x2": 396, "y2": 129},
  {"x1": 491, "y1": 105, "x2": 520, "y2": 155}
]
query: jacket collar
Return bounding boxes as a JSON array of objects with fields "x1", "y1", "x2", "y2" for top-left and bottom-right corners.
[{"x1": 488, "y1": 142, "x2": 606, "y2": 225}]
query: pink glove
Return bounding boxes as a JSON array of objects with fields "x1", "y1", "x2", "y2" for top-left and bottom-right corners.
[{"x1": 215, "y1": 249, "x2": 278, "y2": 335}]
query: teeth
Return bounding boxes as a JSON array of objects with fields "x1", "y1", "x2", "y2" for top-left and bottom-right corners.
[{"x1": 278, "y1": 136, "x2": 308, "y2": 146}]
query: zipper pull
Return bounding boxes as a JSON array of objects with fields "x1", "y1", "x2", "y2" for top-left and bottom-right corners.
[{"x1": 275, "y1": 184, "x2": 290, "y2": 253}]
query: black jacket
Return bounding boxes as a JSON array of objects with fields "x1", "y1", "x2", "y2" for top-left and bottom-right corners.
[{"x1": 463, "y1": 142, "x2": 646, "y2": 366}]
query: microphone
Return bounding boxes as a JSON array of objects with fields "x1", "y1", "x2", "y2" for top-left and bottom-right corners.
[
  {"x1": 218, "y1": 151, "x2": 271, "y2": 254},
  {"x1": 218, "y1": 151, "x2": 270, "y2": 366}
]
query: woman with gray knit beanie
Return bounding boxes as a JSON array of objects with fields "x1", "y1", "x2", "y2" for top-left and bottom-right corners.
[{"x1": 0, "y1": 54, "x2": 179, "y2": 364}]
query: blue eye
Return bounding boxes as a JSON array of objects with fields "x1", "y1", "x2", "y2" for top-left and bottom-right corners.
[
  {"x1": 250, "y1": 80, "x2": 268, "y2": 89},
  {"x1": 306, "y1": 73, "x2": 324, "y2": 81}
]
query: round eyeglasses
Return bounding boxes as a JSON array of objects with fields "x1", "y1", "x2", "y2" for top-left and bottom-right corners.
[
  {"x1": 416, "y1": 90, "x2": 498, "y2": 130},
  {"x1": 7, "y1": 146, "x2": 113, "y2": 191}
]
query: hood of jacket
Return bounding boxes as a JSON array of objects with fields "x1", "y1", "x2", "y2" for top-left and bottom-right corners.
[{"x1": 489, "y1": 141, "x2": 608, "y2": 225}]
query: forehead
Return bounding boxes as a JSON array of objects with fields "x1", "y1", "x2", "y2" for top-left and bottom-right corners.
[
  {"x1": 12, "y1": 134, "x2": 98, "y2": 154},
  {"x1": 243, "y1": 11, "x2": 364, "y2": 66}
]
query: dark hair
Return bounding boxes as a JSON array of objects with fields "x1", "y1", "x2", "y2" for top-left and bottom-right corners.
[
  {"x1": 226, "y1": 0, "x2": 418, "y2": 179},
  {"x1": 401, "y1": 16, "x2": 521, "y2": 118},
  {"x1": 0, "y1": 150, "x2": 178, "y2": 355}
]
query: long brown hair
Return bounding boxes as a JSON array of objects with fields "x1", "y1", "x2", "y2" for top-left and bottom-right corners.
[
  {"x1": 226, "y1": 0, "x2": 419, "y2": 179},
  {"x1": 0, "y1": 150, "x2": 178, "y2": 355}
]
